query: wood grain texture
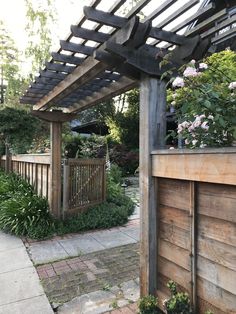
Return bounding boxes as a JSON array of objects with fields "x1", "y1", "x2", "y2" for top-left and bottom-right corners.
[
  {"x1": 49, "y1": 121, "x2": 62, "y2": 218},
  {"x1": 198, "y1": 214, "x2": 236, "y2": 247},
  {"x1": 160, "y1": 222, "x2": 190, "y2": 250},
  {"x1": 158, "y1": 239, "x2": 191, "y2": 271},
  {"x1": 152, "y1": 152, "x2": 236, "y2": 185},
  {"x1": 158, "y1": 179, "x2": 190, "y2": 211},
  {"x1": 160, "y1": 205, "x2": 190, "y2": 231},
  {"x1": 197, "y1": 277, "x2": 236, "y2": 313},
  {"x1": 158, "y1": 256, "x2": 191, "y2": 293},
  {"x1": 139, "y1": 76, "x2": 167, "y2": 296},
  {"x1": 198, "y1": 237, "x2": 236, "y2": 272},
  {"x1": 198, "y1": 182, "x2": 236, "y2": 223},
  {"x1": 197, "y1": 255, "x2": 236, "y2": 294}
]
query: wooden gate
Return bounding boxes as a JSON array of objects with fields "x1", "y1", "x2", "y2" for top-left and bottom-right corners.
[{"x1": 63, "y1": 158, "x2": 106, "y2": 217}]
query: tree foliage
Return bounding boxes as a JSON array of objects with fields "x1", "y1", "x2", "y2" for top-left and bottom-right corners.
[
  {"x1": 24, "y1": 0, "x2": 56, "y2": 75},
  {"x1": 107, "y1": 89, "x2": 139, "y2": 149},
  {"x1": 0, "y1": 21, "x2": 26, "y2": 106},
  {"x1": 0, "y1": 107, "x2": 47, "y2": 154}
]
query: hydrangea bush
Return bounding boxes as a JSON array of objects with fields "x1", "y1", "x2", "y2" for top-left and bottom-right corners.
[{"x1": 168, "y1": 50, "x2": 236, "y2": 148}]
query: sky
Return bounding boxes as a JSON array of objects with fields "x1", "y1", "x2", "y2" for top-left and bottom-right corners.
[{"x1": 0, "y1": 0, "x2": 203, "y2": 75}]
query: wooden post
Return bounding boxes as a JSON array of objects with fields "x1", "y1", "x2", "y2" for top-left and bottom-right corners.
[
  {"x1": 139, "y1": 75, "x2": 166, "y2": 296},
  {"x1": 62, "y1": 158, "x2": 70, "y2": 219},
  {"x1": 5, "y1": 142, "x2": 11, "y2": 173},
  {"x1": 50, "y1": 121, "x2": 62, "y2": 218}
]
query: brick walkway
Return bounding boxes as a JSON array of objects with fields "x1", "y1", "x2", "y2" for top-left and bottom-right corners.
[{"x1": 37, "y1": 243, "x2": 139, "y2": 304}]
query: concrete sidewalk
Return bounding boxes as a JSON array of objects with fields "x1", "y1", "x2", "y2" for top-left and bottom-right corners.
[
  {"x1": 26, "y1": 219, "x2": 140, "y2": 265},
  {"x1": 0, "y1": 231, "x2": 53, "y2": 314}
]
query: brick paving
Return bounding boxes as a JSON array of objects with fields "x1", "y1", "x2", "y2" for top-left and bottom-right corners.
[{"x1": 37, "y1": 243, "x2": 139, "y2": 304}]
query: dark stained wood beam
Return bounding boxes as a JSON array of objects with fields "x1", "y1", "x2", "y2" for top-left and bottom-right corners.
[
  {"x1": 31, "y1": 110, "x2": 77, "y2": 122},
  {"x1": 45, "y1": 62, "x2": 76, "y2": 74},
  {"x1": 71, "y1": 26, "x2": 110, "y2": 43},
  {"x1": 84, "y1": 6, "x2": 125, "y2": 28},
  {"x1": 185, "y1": 8, "x2": 227, "y2": 36},
  {"x1": 60, "y1": 40, "x2": 95, "y2": 55},
  {"x1": 155, "y1": 0, "x2": 199, "y2": 28},
  {"x1": 143, "y1": 0, "x2": 176, "y2": 22},
  {"x1": 68, "y1": 76, "x2": 137, "y2": 113},
  {"x1": 211, "y1": 27, "x2": 236, "y2": 44},
  {"x1": 201, "y1": 15, "x2": 236, "y2": 39},
  {"x1": 149, "y1": 27, "x2": 188, "y2": 45},
  {"x1": 33, "y1": 57, "x2": 109, "y2": 111},
  {"x1": 51, "y1": 52, "x2": 84, "y2": 65},
  {"x1": 35, "y1": 76, "x2": 62, "y2": 84},
  {"x1": 20, "y1": 97, "x2": 39, "y2": 104},
  {"x1": 39, "y1": 70, "x2": 67, "y2": 80},
  {"x1": 30, "y1": 84, "x2": 52, "y2": 90}
]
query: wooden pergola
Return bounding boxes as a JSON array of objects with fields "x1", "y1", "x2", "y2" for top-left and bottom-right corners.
[{"x1": 20, "y1": 0, "x2": 236, "y2": 308}]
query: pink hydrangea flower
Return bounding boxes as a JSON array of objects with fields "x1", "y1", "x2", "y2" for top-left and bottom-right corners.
[
  {"x1": 183, "y1": 66, "x2": 199, "y2": 77},
  {"x1": 172, "y1": 77, "x2": 184, "y2": 88},
  {"x1": 229, "y1": 82, "x2": 236, "y2": 90},
  {"x1": 201, "y1": 121, "x2": 209, "y2": 130}
]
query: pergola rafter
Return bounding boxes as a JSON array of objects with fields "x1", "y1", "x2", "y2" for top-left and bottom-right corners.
[{"x1": 20, "y1": 0, "x2": 236, "y2": 113}]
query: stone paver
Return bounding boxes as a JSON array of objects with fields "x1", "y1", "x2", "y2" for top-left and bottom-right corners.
[
  {"x1": 37, "y1": 243, "x2": 139, "y2": 304},
  {"x1": 57, "y1": 278, "x2": 139, "y2": 314},
  {"x1": 0, "y1": 231, "x2": 53, "y2": 314},
  {"x1": 58, "y1": 234, "x2": 105, "y2": 255}
]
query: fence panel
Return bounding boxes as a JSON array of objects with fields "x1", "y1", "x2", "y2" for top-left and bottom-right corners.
[
  {"x1": 63, "y1": 158, "x2": 106, "y2": 217},
  {"x1": 1, "y1": 154, "x2": 50, "y2": 200},
  {"x1": 151, "y1": 148, "x2": 236, "y2": 314}
]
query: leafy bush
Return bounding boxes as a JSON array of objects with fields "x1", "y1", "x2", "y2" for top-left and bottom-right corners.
[
  {"x1": 108, "y1": 163, "x2": 123, "y2": 184},
  {"x1": 164, "y1": 281, "x2": 192, "y2": 314},
  {"x1": 168, "y1": 50, "x2": 236, "y2": 148},
  {"x1": 0, "y1": 171, "x2": 55, "y2": 239},
  {"x1": 138, "y1": 295, "x2": 160, "y2": 314},
  {"x1": 109, "y1": 144, "x2": 139, "y2": 175}
]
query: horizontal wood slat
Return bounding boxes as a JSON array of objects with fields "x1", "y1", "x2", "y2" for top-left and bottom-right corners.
[{"x1": 152, "y1": 150, "x2": 236, "y2": 185}]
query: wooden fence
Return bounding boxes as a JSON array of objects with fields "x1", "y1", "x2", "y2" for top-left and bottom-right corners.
[
  {"x1": 1, "y1": 155, "x2": 106, "y2": 217},
  {"x1": 151, "y1": 148, "x2": 236, "y2": 314},
  {"x1": 1, "y1": 154, "x2": 51, "y2": 200},
  {"x1": 63, "y1": 158, "x2": 106, "y2": 217}
]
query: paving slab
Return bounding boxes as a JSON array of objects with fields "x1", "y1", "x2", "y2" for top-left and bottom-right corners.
[
  {"x1": 120, "y1": 280, "x2": 140, "y2": 302},
  {"x1": 29, "y1": 241, "x2": 69, "y2": 264},
  {"x1": 0, "y1": 247, "x2": 32, "y2": 274},
  {"x1": 91, "y1": 230, "x2": 137, "y2": 249},
  {"x1": 0, "y1": 266, "x2": 44, "y2": 306},
  {"x1": 0, "y1": 295, "x2": 53, "y2": 314},
  {"x1": 58, "y1": 234, "x2": 105, "y2": 256},
  {"x1": 57, "y1": 278, "x2": 139, "y2": 314},
  {"x1": 121, "y1": 227, "x2": 140, "y2": 242},
  {"x1": 0, "y1": 232, "x2": 24, "y2": 252},
  {"x1": 58, "y1": 291, "x2": 117, "y2": 314}
]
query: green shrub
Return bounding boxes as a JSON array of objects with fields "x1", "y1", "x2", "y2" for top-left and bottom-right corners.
[
  {"x1": 108, "y1": 163, "x2": 123, "y2": 184},
  {"x1": 138, "y1": 295, "x2": 159, "y2": 314},
  {"x1": 0, "y1": 194, "x2": 55, "y2": 239},
  {"x1": 164, "y1": 281, "x2": 192, "y2": 314},
  {"x1": 58, "y1": 202, "x2": 130, "y2": 235},
  {"x1": 0, "y1": 171, "x2": 55, "y2": 239}
]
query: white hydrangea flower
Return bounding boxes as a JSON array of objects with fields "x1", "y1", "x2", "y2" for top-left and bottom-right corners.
[
  {"x1": 172, "y1": 77, "x2": 184, "y2": 88},
  {"x1": 199, "y1": 62, "x2": 208, "y2": 70},
  {"x1": 229, "y1": 82, "x2": 236, "y2": 90}
]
